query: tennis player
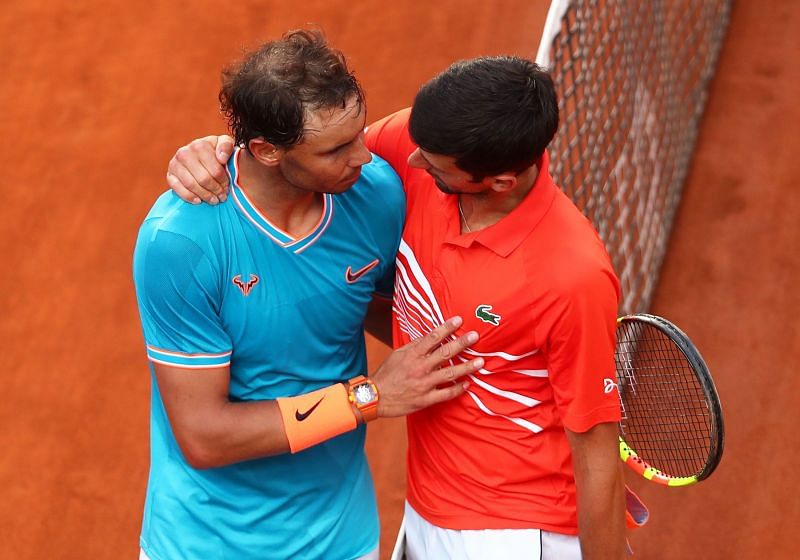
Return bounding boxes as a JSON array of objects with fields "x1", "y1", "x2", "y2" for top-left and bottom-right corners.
[
  {"x1": 167, "y1": 54, "x2": 632, "y2": 559},
  {"x1": 133, "y1": 30, "x2": 484, "y2": 560}
]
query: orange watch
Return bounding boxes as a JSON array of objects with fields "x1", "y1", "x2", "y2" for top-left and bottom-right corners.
[{"x1": 347, "y1": 375, "x2": 379, "y2": 422}]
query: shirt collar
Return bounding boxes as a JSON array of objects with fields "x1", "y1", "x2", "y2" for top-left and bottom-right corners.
[{"x1": 446, "y1": 150, "x2": 557, "y2": 257}]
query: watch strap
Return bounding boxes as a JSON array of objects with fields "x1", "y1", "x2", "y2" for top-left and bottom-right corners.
[{"x1": 347, "y1": 375, "x2": 379, "y2": 422}]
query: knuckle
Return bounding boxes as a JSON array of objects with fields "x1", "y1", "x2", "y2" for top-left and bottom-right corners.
[{"x1": 174, "y1": 148, "x2": 191, "y2": 165}]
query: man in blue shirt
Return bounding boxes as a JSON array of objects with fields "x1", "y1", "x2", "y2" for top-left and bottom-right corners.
[{"x1": 133, "y1": 29, "x2": 483, "y2": 560}]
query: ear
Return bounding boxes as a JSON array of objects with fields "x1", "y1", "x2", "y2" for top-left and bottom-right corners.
[
  {"x1": 483, "y1": 173, "x2": 518, "y2": 193},
  {"x1": 248, "y1": 138, "x2": 282, "y2": 167}
]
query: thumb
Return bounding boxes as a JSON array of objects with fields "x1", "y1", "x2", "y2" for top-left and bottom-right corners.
[{"x1": 216, "y1": 135, "x2": 235, "y2": 164}]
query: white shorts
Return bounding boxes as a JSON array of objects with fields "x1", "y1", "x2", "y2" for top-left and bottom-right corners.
[
  {"x1": 140, "y1": 545, "x2": 379, "y2": 560},
  {"x1": 399, "y1": 502, "x2": 582, "y2": 560}
]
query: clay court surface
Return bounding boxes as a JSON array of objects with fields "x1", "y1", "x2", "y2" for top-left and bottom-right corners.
[{"x1": 1, "y1": 1, "x2": 798, "y2": 558}]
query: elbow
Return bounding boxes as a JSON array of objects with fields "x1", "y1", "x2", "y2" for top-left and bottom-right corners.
[{"x1": 175, "y1": 434, "x2": 223, "y2": 470}]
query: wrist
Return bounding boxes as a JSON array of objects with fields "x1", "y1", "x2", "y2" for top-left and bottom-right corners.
[
  {"x1": 346, "y1": 375, "x2": 380, "y2": 423},
  {"x1": 276, "y1": 383, "x2": 358, "y2": 453}
]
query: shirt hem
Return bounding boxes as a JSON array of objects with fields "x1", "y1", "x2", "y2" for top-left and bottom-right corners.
[
  {"x1": 406, "y1": 497, "x2": 578, "y2": 535},
  {"x1": 562, "y1": 405, "x2": 621, "y2": 433}
]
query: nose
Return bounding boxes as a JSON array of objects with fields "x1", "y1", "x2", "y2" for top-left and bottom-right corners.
[
  {"x1": 407, "y1": 148, "x2": 428, "y2": 169},
  {"x1": 349, "y1": 134, "x2": 372, "y2": 167}
]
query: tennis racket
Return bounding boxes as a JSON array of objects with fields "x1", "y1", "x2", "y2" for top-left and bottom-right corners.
[{"x1": 615, "y1": 313, "x2": 724, "y2": 486}]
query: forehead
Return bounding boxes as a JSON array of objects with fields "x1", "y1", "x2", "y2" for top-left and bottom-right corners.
[
  {"x1": 300, "y1": 97, "x2": 366, "y2": 149},
  {"x1": 419, "y1": 149, "x2": 462, "y2": 173}
]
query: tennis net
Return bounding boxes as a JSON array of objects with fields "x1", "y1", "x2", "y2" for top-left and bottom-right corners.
[{"x1": 536, "y1": 0, "x2": 732, "y2": 312}]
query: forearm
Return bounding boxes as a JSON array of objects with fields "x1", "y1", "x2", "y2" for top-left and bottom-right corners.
[
  {"x1": 156, "y1": 363, "x2": 362, "y2": 469},
  {"x1": 567, "y1": 422, "x2": 627, "y2": 560},
  {"x1": 177, "y1": 382, "x2": 371, "y2": 469},
  {"x1": 179, "y1": 398, "x2": 290, "y2": 469},
  {"x1": 157, "y1": 318, "x2": 483, "y2": 469},
  {"x1": 574, "y1": 459, "x2": 626, "y2": 559}
]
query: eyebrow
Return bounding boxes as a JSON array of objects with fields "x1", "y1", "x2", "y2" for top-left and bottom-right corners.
[
  {"x1": 418, "y1": 150, "x2": 444, "y2": 172},
  {"x1": 321, "y1": 114, "x2": 366, "y2": 153},
  {"x1": 323, "y1": 136, "x2": 356, "y2": 153}
]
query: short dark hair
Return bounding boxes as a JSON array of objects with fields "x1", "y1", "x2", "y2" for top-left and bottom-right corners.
[
  {"x1": 219, "y1": 29, "x2": 364, "y2": 150},
  {"x1": 409, "y1": 56, "x2": 559, "y2": 180}
]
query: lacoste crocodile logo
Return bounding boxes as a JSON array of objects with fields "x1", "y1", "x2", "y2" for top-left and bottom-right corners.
[
  {"x1": 475, "y1": 304, "x2": 501, "y2": 326},
  {"x1": 295, "y1": 397, "x2": 325, "y2": 421},
  {"x1": 345, "y1": 259, "x2": 380, "y2": 283},
  {"x1": 232, "y1": 274, "x2": 259, "y2": 296}
]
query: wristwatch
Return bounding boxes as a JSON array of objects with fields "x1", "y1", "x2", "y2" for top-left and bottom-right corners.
[{"x1": 347, "y1": 375, "x2": 379, "y2": 422}]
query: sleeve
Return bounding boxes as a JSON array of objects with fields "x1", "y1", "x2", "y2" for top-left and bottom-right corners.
[
  {"x1": 365, "y1": 107, "x2": 417, "y2": 189},
  {"x1": 546, "y1": 266, "x2": 622, "y2": 432},
  {"x1": 133, "y1": 225, "x2": 233, "y2": 369},
  {"x1": 366, "y1": 156, "x2": 406, "y2": 298}
]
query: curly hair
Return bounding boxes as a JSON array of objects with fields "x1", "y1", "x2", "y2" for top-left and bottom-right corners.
[{"x1": 219, "y1": 29, "x2": 364, "y2": 151}]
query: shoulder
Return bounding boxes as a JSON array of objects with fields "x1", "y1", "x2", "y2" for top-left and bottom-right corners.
[
  {"x1": 524, "y1": 195, "x2": 619, "y2": 302},
  {"x1": 134, "y1": 191, "x2": 231, "y2": 277},
  {"x1": 139, "y1": 190, "x2": 227, "y2": 243}
]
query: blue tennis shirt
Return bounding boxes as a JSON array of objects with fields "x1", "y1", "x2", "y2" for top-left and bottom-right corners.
[{"x1": 133, "y1": 149, "x2": 405, "y2": 560}]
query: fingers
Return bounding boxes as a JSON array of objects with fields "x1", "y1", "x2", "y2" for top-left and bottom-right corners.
[
  {"x1": 426, "y1": 379, "x2": 471, "y2": 407},
  {"x1": 428, "y1": 329, "x2": 478, "y2": 365},
  {"x1": 167, "y1": 138, "x2": 230, "y2": 204},
  {"x1": 194, "y1": 136, "x2": 231, "y2": 190},
  {"x1": 418, "y1": 316, "x2": 465, "y2": 354},
  {"x1": 214, "y1": 135, "x2": 235, "y2": 164},
  {"x1": 166, "y1": 173, "x2": 202, "y2": 205},
  {"x1": 439, "y1": 357, "x2": 484, "y2": 384}
]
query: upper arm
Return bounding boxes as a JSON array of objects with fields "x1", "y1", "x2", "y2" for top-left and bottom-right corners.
[
  {"x1": 547, "y1": 265, "x2": 621, "y2": 433},
  {"x1": 133, "y1": 224, "x2": 232, "y2": 363},
  {"x1": 565, "y1": 421, "x2": 621, "y2": 472},
  {"x1": 153, "y1": 362, "x2": 231, "y2": 457}
]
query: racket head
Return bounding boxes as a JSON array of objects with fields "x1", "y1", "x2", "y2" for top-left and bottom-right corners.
[{"x1": 615, "y1": 314, "x2": 724, "y2": 486}]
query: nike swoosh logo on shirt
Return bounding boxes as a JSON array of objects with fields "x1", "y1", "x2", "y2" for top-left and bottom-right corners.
[
  {"x1": 295, "y1": 397, "x2": 325, "y2": 422},
  {"x1": 345, "y1": 259, "x2": 380, "y2": 284}
]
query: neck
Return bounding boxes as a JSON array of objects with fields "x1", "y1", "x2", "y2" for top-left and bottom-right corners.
[
  {"x1": 459, "y1": 164, "x2": 539, "y2": 232},
  {"x1": 237, "y1": 150, "x2": 323, "y2": 237}
]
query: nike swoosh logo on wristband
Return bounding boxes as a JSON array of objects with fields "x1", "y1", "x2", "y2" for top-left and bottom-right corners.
[{"x1": 295, "y1": 397, "x2": 325, "y2": 421}]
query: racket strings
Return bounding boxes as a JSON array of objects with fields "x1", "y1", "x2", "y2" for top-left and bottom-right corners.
[{"x1": 616, "y1": 321, "x2": 713, "y2": 478}]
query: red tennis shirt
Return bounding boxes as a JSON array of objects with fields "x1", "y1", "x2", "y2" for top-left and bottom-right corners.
[{"x1": 366, "y1": 108, "x2": 622, "y2": 534}]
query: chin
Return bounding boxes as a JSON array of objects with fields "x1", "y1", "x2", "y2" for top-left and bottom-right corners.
[
  {"x1": 434, "y1": 181, "x2": 456, "y2": 195},
  {"x1": 340, "y1": 170, "x2": 362, "y2": 189}
]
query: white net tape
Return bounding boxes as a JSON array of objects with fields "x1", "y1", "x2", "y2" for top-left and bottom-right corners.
[{"x1": 536, "y1": 0, "x2": 732, "y2": 312}]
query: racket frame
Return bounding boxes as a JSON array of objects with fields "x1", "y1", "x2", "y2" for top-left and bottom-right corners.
[{"x1": 615, "y1": 313, "x2": 724, "y2": 486}]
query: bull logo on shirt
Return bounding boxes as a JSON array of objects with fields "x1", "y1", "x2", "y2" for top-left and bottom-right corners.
[
  {"x1": 232, "y1": 274, "x2": 259, "y2": 296},
  {"x1": 475, "y1": 304, "x2": 501, "y2": 326}
]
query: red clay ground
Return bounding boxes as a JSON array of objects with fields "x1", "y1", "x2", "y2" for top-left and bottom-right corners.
[{"x1": 0, "y1": 1, "x2": 796, "y2": 559}]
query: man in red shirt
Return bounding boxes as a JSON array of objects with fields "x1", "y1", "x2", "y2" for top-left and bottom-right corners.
[{"x1": 168, "y1": 55, "x2": 627, "y2": 559}]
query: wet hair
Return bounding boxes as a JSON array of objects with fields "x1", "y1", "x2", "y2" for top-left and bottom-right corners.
[
  {"x1": 409, "y1": 56, "x2": 559, "y2": 180},
  {"x1": 219, "y1": 29, "x2": 364, "y2": 151}
]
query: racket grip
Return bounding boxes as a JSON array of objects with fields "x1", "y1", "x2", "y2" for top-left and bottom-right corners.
[{"x1": 625, "y1": 485, "x2": 649, "y2": 529}]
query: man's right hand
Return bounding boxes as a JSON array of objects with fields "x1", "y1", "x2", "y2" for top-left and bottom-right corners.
[
  {"x1": 166, "y1": 135, "x2": 235, "y2": 204},
  {"x1": 372, "y1": 316, "x2": 482, "y2": 417}
]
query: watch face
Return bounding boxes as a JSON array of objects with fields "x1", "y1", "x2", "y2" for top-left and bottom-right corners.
[{"x1": 353, "y1": 383, "x2": 376, "y2": 405}]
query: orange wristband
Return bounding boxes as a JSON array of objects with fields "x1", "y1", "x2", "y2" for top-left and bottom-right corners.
[{"x1": 277, "y1": 384, "x2": 358, "y2": 453}]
